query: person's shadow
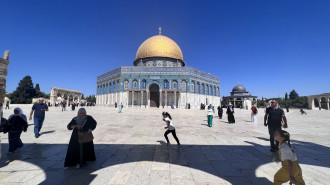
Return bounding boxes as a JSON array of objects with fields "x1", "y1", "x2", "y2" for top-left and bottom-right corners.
[{"x1": 1, "y1": 137, "x2": 330, "y2": 184}]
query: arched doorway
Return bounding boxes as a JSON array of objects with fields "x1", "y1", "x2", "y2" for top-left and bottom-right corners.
[
  {"x1": 314, "y1": 98, "x2": 320, "y2": 108},
  {"x1": 321, "y1": 97, "x2": 328, "y2": 110},
  {"x1": 149, "y1": 84, "x2": 160, "y2": 107}
]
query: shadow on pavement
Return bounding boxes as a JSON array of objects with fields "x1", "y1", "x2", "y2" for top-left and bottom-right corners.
[{"x1": 1, "y1": 138, "x2": 329, "y2": 185}]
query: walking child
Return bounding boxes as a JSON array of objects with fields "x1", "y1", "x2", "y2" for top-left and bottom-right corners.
[
  {"x1": 207, "y1": 106, "x2": 214, "y2": 127},
  {"x1": 273, "y1": 130, "x2": 305, "y2": 185},
  {"x1": 162, "y1": 112, "x2": 180, "y2": 145}
]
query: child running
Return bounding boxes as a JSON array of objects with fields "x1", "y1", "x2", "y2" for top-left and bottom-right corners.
[
  {"x1": 273, "y1": 130, "x2": 305, "y2": 185},
  {"x1": 162, "y1": 112, "x2": 180, "y2": 145}
]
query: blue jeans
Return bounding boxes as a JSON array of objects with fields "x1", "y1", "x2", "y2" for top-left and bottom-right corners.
[{"x1": 34, "y1": 117, "x2": 45, "y2": 134}]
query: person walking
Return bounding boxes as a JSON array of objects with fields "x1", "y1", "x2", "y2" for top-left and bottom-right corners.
[
  {"x1": 29, "y1": 98, "x2": 48, "y2": 138},
  {"x1": 118, "y1": 102, "x2": 123, "y2": 113},
  {"x1": 64, "y1": 108, "x2": 97, "y2": 169},
  {"x1": 251, "y1": 104, "x2": 258, "y2": 123},
  {"x1": 5, "y1": 101, "x2": 10, "y2": 110},
  {"x1": 207, "y1": 106, "x2": 214, "y2": 127},
  {"x1": 62, "y1": 101, "x2": 66, "y2": 111},
  {"x1": 71, "y1": 102, "x2": 76, "y2": 111},
  {"x1": 264, "y1": 100, "x2": 288, "y2": 152},
  {"x1": 273, "y1": 130, "x2": 305, "y2": 185},
  {"x1": 6, "y1": 108, "x2": 28, "y2": 154},
  {"x1": 162, "y1": 112, "x2": 180, "y2": 145},
  {"x1": 226, "y1": 104, "x2": 235, "y2": 124},
  {"x1": 217, "y1": 105, "x2": 223, "y2": 119}
]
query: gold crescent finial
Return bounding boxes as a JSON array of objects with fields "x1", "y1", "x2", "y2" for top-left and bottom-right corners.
[{"x1": 159, "y1": 27, "x2": 162, "y2": 35}]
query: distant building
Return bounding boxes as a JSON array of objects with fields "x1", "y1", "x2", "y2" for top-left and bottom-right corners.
[
  {"x1": 96, "y1": 29, "x2": 220, "y2": 108},
  {"x1": 222, "y1": 84, "x2": 257, "y2": 109},
  {"x1": 307, "y1": 93, "x2": 330, "y2": 110}
]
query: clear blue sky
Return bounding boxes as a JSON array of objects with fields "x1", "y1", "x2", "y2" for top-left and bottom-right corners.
[{"x1": 1, "y1": 0, "x2": 330, "y2": 98}]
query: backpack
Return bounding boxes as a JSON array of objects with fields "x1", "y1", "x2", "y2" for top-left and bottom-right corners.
[{"x1": 253, "y1": 108, "x2": 258, "y2": 114}]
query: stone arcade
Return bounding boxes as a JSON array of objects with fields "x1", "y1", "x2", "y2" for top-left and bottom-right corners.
[
  {"x1": 50, "y1": 87, "x2": 82, "y2": 105},
  {"x1": 96, "y1": 29, "x2": 220, "y2": 108}
]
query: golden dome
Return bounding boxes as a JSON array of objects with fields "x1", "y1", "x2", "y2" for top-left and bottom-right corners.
[{"x1": 135, "y1": 34, "x2": 183, "y2": 61}]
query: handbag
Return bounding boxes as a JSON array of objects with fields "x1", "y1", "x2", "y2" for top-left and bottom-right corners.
[
  {"x1": 77, "y1": 119, "x2": 94, "y2": 143},
  {"x1": 78, "y1": 131, "x2": 94, "y2": 143}
]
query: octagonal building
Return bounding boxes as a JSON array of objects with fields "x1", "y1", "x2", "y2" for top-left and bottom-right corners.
[{"x1": 96, "y1": 30, "x2": 220, "y2": 108}]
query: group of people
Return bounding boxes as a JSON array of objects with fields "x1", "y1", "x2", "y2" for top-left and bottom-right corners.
[{"x1": 1, "y1": 98, "x2": 305, "y2": 184}]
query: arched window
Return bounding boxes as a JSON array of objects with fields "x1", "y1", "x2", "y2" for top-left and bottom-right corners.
[
  {"x1": 202, "y1": 84, "x2": 205, "y2": 94},
  {"x1": 124, "y1": 80, "x2": 129, "y2": 89},
  {"x1": 97, "y1": 85, "x2": 100, "y2": 95},
  {"x1": 213, "y1": 86, "x2": 216, "y2": 96},
  {"x1": 191, "y1": 81, "x2": 195, "y2": 92},
  {"x1": 109, "y1": 83, "x2": 112, "y2": 93},
  {"x1": 196, "y1": 83, "x2": 200, "y2": 94},
  {"x1": 210, "y1": 86, "x2": 213, "y2": 95},
  {"x1": 105, "y1": 84, "x2": 108, "y2": 94},
  {"x1": 117, "y1": 80, "x2": 120, "y2": 92},
  {"x1": 164, "y1": 80, "x2": 169, "y2": 89},
  {"x1": 172, "y1": 80, "x2": 178, "y2": 89},
  {"x1": 181, "y1": 80, "x2": 187, "y2": 92},
  {"x1": 142, "y1": 80, "x2": 147, "y2": 89},
  {"x1": 206, "y1": 85, "x2": 209, "y2": 95},
  {"x1": 133, "y1": 80, "x2": 138, "y2": 89}
]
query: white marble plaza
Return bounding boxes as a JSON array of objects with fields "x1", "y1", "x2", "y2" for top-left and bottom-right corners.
[{"x1": 0, "y1": 105, "x2": 329, "y2": 185}]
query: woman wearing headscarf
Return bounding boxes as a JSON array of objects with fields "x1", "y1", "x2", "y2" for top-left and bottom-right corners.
[
  {"x1": 226, "y1": 104, "x2": 235, "y2": 124},
  {"x1": 7, "y1": 107, "x2": 28, "y2": 154},
  {"x1": 64, "y1": 108, "x2": 97, "y2": 169}
]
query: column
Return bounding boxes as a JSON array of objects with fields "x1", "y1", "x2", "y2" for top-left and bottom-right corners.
[
  {"x1": 132, "y1": 91, "x2": 134, "y2": 107},
  {"x1": 147, "y1": 91, "x2": 150, "y2": 108},
  {"x1": 160, "y1": 90, "x2": 162, "y2": 108},
  {"x1": 234, "y1": 100, "x2": 236, "y2": 108},
  {"x1": 141, "y1": 91, "x2": 143, "y2": 108},
  {"x1": 177, "y1": 92, "x2": 180, "y2": 108},
  {"x1": 174, "y1": 91, "x2": 177, "y2": 108},
  {"x1": 165, "y1": 91, "x2": 168, "y2": 108}
]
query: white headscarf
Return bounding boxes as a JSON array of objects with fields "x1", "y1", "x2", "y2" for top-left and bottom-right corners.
[
  {"x1": 8, "y1": 107, "x2": 27, "y2": 122},
  {"x1": 74, "y1": 108, "x2": 87, "y2": 127}
]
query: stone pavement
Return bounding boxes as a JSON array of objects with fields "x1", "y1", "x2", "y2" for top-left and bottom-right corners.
[{"x1": 0, "y1": 105, "x2": 330, "y2": 185}]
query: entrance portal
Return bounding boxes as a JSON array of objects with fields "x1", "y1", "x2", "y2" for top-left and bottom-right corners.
[{"x1": 149, "y1": 84, "x2": 160, "y2": 107}]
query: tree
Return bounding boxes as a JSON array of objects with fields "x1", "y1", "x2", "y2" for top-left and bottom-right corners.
[
  {"x1": 81, "y1": 94, "x2": 85, "y2": 99},
  {"x1": 289, "y1": 90, "x2": 299, "y2": 100},
  {"x1": 10, "y1": 75, "x2": 36, "y2": 104},
  {"x1": 86, "y1": 95, "x2": 96, "y2": 103},
  {"x1": 285, "y1": 93, "x2": 288, "y2": 100}
]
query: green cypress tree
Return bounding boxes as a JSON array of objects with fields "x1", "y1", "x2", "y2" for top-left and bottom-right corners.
[{"x1": 10, "y1": 75, "x2": 36, "y2": 104}]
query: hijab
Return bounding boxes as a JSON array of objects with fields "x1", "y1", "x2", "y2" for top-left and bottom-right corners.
[
  {"x1": 74, "y1": 108, "x2": 88, "y2": 127},
  {"x1": 8, "y1": 107, "x2": 27, "y2": 122}
]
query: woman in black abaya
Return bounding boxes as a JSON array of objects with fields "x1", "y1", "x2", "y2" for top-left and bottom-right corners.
[
  {"x1": 226, "y1": 104, "x2": 235, "y2": 124},
  {"x1": 64, "y1": 108, "x2": 97, "y2": 169}
]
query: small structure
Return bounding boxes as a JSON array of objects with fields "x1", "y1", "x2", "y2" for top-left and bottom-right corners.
[
  {"x1": 222, "y1": 84, "x2": 257, "y2": 109},
  {"x1": 307, "y1": 93, "x2": 330, "y2": 110},
  {"x1": 50, "y1": 87, "x2": 82, "y2": 105}
]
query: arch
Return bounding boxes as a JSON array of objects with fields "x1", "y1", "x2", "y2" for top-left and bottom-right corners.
[
  {"x1": 314, "y1": 98, "x2": 320, "y2": 107},
  {"x1": 163, "y1": 80, "x2": 169, "y2": 89},
  {"x1": 210, "y1": 86, "x2": 213, "y2": 95},
  {"x1": 202, "y1": 84, "x2": 205, "y2": 94},
  {"x1": 124, "y1": 80, "x2": 129, "y2": 90},
  {"x1": 321, "y1": 97, "x2": 328, "y2": 110},
  {"x1": 196, "y1": 82, "x2": 200, "y2": 94},
  {"x1": 191, "y1": 81, "x2": 195, "y2": 93},
  {"x1": 181, "y1": 80, "x2": 187, "y2": 92},
  {"x1": 149, "y1": 83, "x2": 160, "y2": 107},
  {"x1": 206, "y1": 85, "x2": 209, "y2": 95},
  {"x1": 141, "y1": 79, "x2": 147, "y2": 89},
  {"x1": 132, "y1": 80, "x2": 138, "y2": 89},
  {"x1": 172, "y1": 80, "x2": 178, "y2": 90}
]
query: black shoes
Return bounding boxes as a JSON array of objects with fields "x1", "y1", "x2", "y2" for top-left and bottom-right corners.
[{"x1": 35, "y1": 133, "x2": 40, "y2": 138}]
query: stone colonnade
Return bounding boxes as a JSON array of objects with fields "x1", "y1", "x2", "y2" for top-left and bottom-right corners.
[
  {"x1": 308, "y1": 95, "x2": 330, "y2": 110},
  {"x1": 50, "y1": 87, "x2": 82, "y2": 105}
]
